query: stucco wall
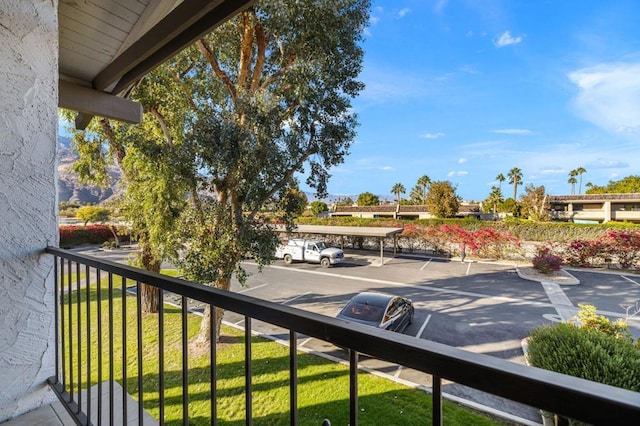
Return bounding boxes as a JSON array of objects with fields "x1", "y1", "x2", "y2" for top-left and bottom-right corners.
[{"x1": 0, "y1": 0, "x2": 59, "y2": 421}]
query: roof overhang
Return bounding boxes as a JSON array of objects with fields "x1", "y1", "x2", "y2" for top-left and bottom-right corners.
[{"x1": 59, "y1": 0, "x2": 255, "y2": 129}]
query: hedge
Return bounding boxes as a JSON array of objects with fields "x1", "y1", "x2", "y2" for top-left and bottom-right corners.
[
  {"x1": 59, "y1": 224, "x2": 131, "y2": 248},
  {"x1": 297, "y1": 216, "x2": 640, "y2": 243}
]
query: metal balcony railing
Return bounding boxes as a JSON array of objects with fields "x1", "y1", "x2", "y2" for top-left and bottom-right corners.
[{"x1": 46, "y1": 247, "x2": 640, "y2": 425}]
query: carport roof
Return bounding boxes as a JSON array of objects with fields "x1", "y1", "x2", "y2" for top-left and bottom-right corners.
[{"x1": 277, "y1": 225, "x2": 404, "y2": 238}]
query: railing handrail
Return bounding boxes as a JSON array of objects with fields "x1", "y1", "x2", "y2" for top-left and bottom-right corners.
[{"x1": 46, "y1": 246, "x2": 640, "y2": 424}]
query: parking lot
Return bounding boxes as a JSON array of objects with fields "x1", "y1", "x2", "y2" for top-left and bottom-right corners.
[
  {"x1": 77, "y1": 246, "x2": 640, "y2": 424},
  {"x1": 227, "y1": 252, "x2": 640, "y2": 423}
]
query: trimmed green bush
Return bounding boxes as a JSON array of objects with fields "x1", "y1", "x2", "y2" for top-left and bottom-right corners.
[{"x1": 527, "y1": 323, "x2": 640, "y2": 392}]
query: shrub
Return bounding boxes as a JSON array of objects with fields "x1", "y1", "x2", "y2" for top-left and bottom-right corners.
[
  {"x1": 60, "y1": 224, "x2": 130, "y2": 248},
  {"x1": 598, "y1": 230, "x2": 640, "y2": 269},
  {"x1": 527, "y1": 323, "x2": 640, "y2": 392},
  {"x1": 561, "y1": 239, "x2": 607, "y2": 267},
  {"x1": 572, "y1": 304, "x2": 633, "y2": 342},
  {"x1": 532, "y1": 246, "x2": 562, "y2": 274}
]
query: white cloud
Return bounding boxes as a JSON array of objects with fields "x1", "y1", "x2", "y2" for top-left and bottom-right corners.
[
  {"x1": 490, "y1": 128, "x2": 532, "y2": 135},
  {"x1": 569, "y1": 62, "x2": 640, "y2": 134},
  {"x1": 458, "y1": 157, "x2": 467, "y2": 164},
  {"x1": 381, "y1": 166, "x2": 395, "y2": 171},
  {"x1": 420, "y1": 132, "x2": 444, "y2": 139},
  {"x1": 588, "y1": 159, "x2": 629, "y2": 169},
  {"x1": 448, "y1": 171, "x2": 469, "y2": 177},
  {"x1": 494, "y1": 31, "x2": 522, "y2": 47},
  {"x1": 541, "y1": 168, "x2": 564, "y2": 175},
  {"x1": 397, "y1": 8, "x2": 411, "y2": 18}
]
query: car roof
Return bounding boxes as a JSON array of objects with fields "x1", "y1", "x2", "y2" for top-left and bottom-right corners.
[{"x1": 349, "y1": 292, "x2": 396, "y2": 308}]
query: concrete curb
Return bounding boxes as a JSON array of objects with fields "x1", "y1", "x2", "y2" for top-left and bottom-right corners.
[{"x1": 516, "y1": 267, "x2": 580, "y2": 286}]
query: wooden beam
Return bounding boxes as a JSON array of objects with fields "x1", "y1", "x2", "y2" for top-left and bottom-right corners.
[
  {"x1": 95, "y1": 0, "x2": 255, "y2": 94},
  {"x1": 59, "y1": 80, "x2": 142, "y2": 128}
]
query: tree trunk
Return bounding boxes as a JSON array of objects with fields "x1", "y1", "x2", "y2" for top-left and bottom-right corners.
[
  {"x1": 140, "y1": 242, "x2": 162, "y2": 313},
  {"x1": 195, "y1": 276, "x2": 231, "y2": 344}
]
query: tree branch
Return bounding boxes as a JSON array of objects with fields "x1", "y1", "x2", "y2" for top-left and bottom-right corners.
[
  {"x1": 196, "y1": 39, "x2": 236, "y2": 103},
  {"x1": 250, "y1": 15, "x2": 267, "y2": 93},
  {"x1": 238, "y1": 11, "x2": 254, "y2": 91},
  {"x1": 98, "y1": 118, "x2": 125, "y2": 164},
  {"x1": 149, "y1": 106, "x2": 173, "y2": 146}
]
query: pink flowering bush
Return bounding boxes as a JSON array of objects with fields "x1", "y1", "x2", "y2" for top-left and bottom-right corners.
[{"x1": 532, "y1": 247, "x2": 562, "y2": 274}]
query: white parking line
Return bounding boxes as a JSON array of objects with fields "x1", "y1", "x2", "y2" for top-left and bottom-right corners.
[
  {"x1": 416, "y1": 313, "x2": 432, "y2": 338},
  {"x1": 299, "y1": 337, "x2": 313, "y2": 348},
  {"x1": 420, "y1": 259, "x2": 432, "y2": 271},
  {"x1": 395, "y1": 313, "x2": 431, "y2": 377},
  {"x1": 283, "y1": 291, "x2": 311, "y2": 304},
  {"x1": 621, "y1": 275, "x2": 640, "y2": 288},
  {"x1": 238, "y1": 283, "x2": 269, "y2": 293},
  {"x1": 465, "y1": 262, "x2": 471, "y2": 276}
]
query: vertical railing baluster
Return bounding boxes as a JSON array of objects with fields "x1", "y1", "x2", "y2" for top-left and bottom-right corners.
[
  {"x1": 76, "y1": 261, "x2": 82, "y2": 414},
  {"x1": 289, "y1": 330, "x2": 298, "y2": 425},
  {"x1": 122, "y1": 275, "x2": 128, "y2": 425},
  {"x1": 86, "y1": 264, "x2": 91, "y2": 423},
  {"x1": 349, "y1": 349, "x2": 358, "y2": 426},
  {"x1": 159, "y1": 291, "x2": 165, "y2": 425},
  {"x1": 54, "y1": 256, "x2": 59, "y2": 384},
  {"x1": 182, "y1": 296, "x2": 188, "y2": 426},
  {"x1": 108, "y1": 273, "x2": 114, "y2": 426},
  {"x1": 60, "y1": 257, "x2": 66, "y2": 390},
  {"x1": 432, "y1": 375, "x2": 442, "y2": 426},
  {"x1": 245, "y1": 316, "x2": 252, "y2": 426},
  {"x1": 210, "y1": 304, "x2": 217, "y2": 426},
  {"x1": 136, "y1": 282, "x2": 143, "y2": 425},
  {"x1": 97, "y1": 268, "x2": 103, "y2": 426},
  {"x1": 68, "y1": 259, "x2": 74, "y2": 403}
]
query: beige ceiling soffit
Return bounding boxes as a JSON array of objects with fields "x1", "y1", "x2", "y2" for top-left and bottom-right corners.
[
  {"x1": 94, "y1": 0, "x2": 254, "y2": 94},
  {"x1": 59, "y1": 80, "x2": 143, "y2": 127}
]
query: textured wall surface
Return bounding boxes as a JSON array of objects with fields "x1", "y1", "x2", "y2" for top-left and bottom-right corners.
[{"x1": 0, "y1": 0, "x2": 59, "y2": 421}]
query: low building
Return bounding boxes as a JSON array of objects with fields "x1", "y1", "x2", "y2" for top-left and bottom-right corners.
[
  {"x1": 548, "y1": 193, "x2": 640, "y2": 223},
  {"x1": 331, "y1": 203, "x2": 482, "y2": 220}
]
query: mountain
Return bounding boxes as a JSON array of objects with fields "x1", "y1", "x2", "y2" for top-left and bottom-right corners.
[{"x1": 57, "y1": 136, "x2": 124, "y2": 204}]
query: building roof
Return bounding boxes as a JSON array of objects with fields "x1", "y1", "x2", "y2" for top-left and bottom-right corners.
[
  {"x1": 549, "y1": 193, "x2": 640, "y2": 202},
  {"x1": 276, "y1": 224, "x2": 404, "y2": 238},
  {"x1": 59, "y1": 0, "x2": 254, "y2": 129}
]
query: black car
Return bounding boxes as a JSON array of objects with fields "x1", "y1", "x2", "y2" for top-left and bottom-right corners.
[{"x1": 336, "y1": 292, "x2": 414, "y2": 333}]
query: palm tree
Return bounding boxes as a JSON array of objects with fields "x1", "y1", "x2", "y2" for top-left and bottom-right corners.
[
  {"x1": 410, "y1": 175, "x2": 431, "y2": 204},
  {"x1": 487, "y1": 186, "x2": 504, "y2": 217},
  {"x1": 507, "y1": 167, "x2": 523, "y2": 200},
  {"x1": 495, "y1": 173, "x2": 506, "y2": 191},
  {"x1": 391, "y1": 182, "x2": 406, "y2": 204},
  {"x1": 585, "y1": 182, "x2": 593, "y2": 193},
  {"x1": 568, "y1": 169, "x2": 578, "y2": 195},
  {"x1": 575, "y1": 167, "x2": 587, "y2": 194},
  {"x1": 568, "y1": 176, "x2": 577, "y2": 194}
]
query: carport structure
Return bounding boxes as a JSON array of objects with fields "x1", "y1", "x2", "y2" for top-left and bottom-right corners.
[{"x1": 277, "y1": 224, "x2": 404, "y2": 265}]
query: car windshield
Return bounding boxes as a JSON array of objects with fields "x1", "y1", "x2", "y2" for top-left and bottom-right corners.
[
  {"x1": 315, "y1": 242, "x2": 327, "y2": 250},
  {"x1": 341, "y1": 300, "x2": 384, "y2": 323}
]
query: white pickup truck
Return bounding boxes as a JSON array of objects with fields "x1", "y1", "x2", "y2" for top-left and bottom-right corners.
[{"x1": 275, "y1": 239, "x2": 344, "y2": 267}]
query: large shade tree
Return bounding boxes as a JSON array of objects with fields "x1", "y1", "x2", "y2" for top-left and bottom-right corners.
[
  {"x1": 169, "y1": 0, "x2": 370, "y2": 344},
  {"x1": 426, "y1": 181, "x2": 460, "y2": 218},
  {"x1": 67, "y1": 1, "x2": 370, "y2": 343}
]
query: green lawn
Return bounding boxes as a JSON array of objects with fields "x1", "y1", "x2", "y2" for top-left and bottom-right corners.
[{"x1": 61, "y1": 275, "x2": 505, "y2": 425}]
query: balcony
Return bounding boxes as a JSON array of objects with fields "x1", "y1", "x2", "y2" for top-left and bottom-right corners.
[{"x1": 41, "y1": 247, "x2": 640, "y2": 425}]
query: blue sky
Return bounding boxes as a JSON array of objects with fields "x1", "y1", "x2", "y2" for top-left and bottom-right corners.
[{"x1": 319, "y1": 0, "x2": 640, "y2": 201}]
